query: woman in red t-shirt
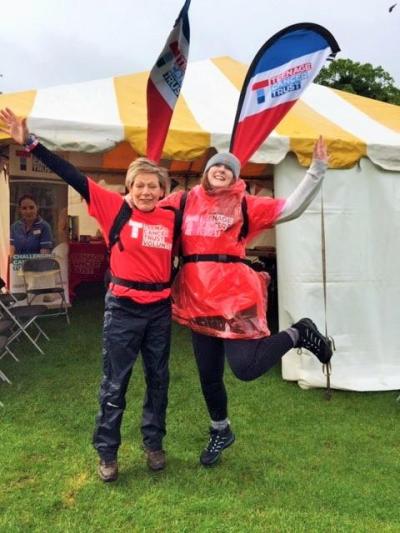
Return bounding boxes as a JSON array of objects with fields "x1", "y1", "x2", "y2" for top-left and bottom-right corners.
[{"x1": 1, "y1": 107, "x2": 176, "y2": 482}]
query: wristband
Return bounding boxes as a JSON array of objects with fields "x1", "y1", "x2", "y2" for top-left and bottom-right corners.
[{"x1": 23, "y1": 133, "x2": 39, "y2": 153}]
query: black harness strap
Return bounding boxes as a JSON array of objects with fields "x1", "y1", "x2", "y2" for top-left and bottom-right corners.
[
  {"x1": 181, "y1": 193, "x2": 248, "y2": 264},
  {"x1": 106, "y1": 190, "x2": 248, "y2": 289},
  {"x1": 110, "y1": 276, "x2": 170, "y2": 291},
  {"x1": 109, "y1": 193, "x2": 188, "y2": 254},
  {"x1": 182, "y1": 254, "x2": 248, "y2": 264},
  {"x1": 108, "y1": 200, "x2": 133, "y2": 254},
  {"x1": 106, "y1": 195, "x2": 187, "y2": 291},
  {"x1": 238, "y1": 196, "x2": 249, "y2": 241}
]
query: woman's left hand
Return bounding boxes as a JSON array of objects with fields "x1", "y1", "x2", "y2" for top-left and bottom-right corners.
[{"x1": 312, "y1": 136, "x2": 328, "y2": 164}]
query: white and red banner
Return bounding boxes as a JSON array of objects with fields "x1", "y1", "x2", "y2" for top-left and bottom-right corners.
[
  {"x1": 147, "y1": 0, "x2": 191, "y2": 162},
  {"x1": 230, "y1": 23, "x2": 340, "y2": 166}
]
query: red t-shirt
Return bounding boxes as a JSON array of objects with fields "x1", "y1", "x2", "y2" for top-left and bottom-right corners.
[{"x1": 88, "y1": 179, "x2": 175, "y2": 304}]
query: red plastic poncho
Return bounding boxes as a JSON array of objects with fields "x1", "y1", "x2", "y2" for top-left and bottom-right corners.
[{"x1": 159, "y1": 180, "x2": 285, "y2": 339}]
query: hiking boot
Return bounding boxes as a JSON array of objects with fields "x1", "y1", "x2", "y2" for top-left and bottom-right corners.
[
  {"x1": 98, "y1": 459, "x2": 118, "y2": 482},
  {"x1": 200, "y1": 426, "x2": 235, "y2": 467},
  {"x1": 292, "y1": 318, "x2": 333, "y2": 364},
  {"x1": 144, "y1": 448, "x2": 166, "y2": 471}
]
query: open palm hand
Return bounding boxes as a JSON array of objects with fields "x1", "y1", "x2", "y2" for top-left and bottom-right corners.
[
  {"x1": 0, "y1": 107, "x2": 29, "y2": 145},
  {"x1": 313, "y1": 135, "x2": 328, "y2": 164}
]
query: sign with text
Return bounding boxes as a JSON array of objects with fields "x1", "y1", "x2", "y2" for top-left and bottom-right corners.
[
  {"x1": 10, "y1": 253, "x2": 70, "y2": 306},
  {"x1": 9, "y1": 145, "x2": 61, "y2": 180}
]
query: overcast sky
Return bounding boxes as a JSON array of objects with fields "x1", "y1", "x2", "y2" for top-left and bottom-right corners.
[{"x1": 1, "y1": 0, "x2": 399, "y2": 93}]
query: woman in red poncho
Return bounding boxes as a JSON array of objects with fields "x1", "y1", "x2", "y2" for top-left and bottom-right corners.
[{"x1": 160, "y1": 137, "x2": 332, "y2": 467}]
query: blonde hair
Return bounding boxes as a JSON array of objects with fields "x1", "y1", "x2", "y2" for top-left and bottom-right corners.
[{"x1": 125, "y1": 157, "x2": 168, "y2": 190}]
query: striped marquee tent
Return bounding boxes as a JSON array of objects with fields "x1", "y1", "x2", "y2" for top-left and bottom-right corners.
[
  {"x1": 1, "y1": 56, "x2": 400, "y2": 171},
  {"x1": 1, "y1": 56, "x2": 400, "y2": 392}
]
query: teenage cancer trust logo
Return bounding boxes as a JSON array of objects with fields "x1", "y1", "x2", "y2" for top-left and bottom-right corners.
[
  {"x1": 128, "y1": 221, "x2": 172, "y2": 250},
  {"x1": 156, "y1": 41, "x2": 187, "y2": 97},
  {"x1": 252, "y1": 62, "x2": 312, "y2": 103}
]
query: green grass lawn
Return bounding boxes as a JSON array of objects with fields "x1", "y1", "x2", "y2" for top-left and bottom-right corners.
[{"x1": 0, "y1": 289, "x2": 399, "y2": 532}]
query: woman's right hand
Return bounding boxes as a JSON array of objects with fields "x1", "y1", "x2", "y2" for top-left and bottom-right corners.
[{"x1": 0, "y1": 107, "x2": 29, "y2": 145}]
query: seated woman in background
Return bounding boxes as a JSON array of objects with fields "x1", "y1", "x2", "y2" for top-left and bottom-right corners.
[{"x1": 10, "y1": 194, "x2": 53, "y2": 256}]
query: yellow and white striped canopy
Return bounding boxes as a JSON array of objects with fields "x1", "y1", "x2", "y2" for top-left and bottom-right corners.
[{"x1": 1, "y1": 56, "x2": 400, "y2": 170}]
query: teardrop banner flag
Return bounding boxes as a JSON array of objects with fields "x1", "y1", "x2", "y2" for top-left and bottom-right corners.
[
  {"x1": 146, "y1": 0, "x2": 191, "y2": 162},
  {"x1": 230, "y1": 23, "x2": 340, "y2": 166}
]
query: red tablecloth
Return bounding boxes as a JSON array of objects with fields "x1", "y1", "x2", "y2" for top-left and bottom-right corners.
[{"x1": 69, "y1": 241, "x2": 108, "y2": 298}]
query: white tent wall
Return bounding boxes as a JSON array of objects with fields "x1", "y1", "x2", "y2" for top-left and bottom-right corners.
[
  {"x1": 275, "y1": 154, "x2": 400, "y2": 391},
  {"x1": 0, "y1": 170, "x2": 10, "y2": 283}
]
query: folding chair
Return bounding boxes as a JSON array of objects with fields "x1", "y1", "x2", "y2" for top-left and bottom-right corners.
[
  {"x1": 22, "y1": 258, "x2": 70, "y2": 324},
  {"x1": 0, "y1": 317, "x2": 19, "y2": 362},
  {"x1": 0, "y1": 277, "x2": 26, "y2": 304},
  {"x1": 0, "y1": 336, "x2": 12, "y2": 384},
  {"x1": 0, "y1": 280, "x2": 24, "y2": 364},
  {"x1": 0, "y1": 294, "x2": 49, "y2": 355}
]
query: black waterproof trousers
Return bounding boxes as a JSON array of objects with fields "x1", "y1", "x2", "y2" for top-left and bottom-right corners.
[
  {"x1": 191, "y1": 331, "x2": 294, "y2": 421},
  {"x1": 93, "y1": 292, "x2": 171, "y2": 461}
]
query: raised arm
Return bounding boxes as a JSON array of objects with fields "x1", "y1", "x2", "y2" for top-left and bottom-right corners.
[
  {"x1": 276, "y1": 136, "x2": 328, "y2": 224},
  {"x1": 0, "y1": 107, "x2": 89, "y2": 202}
]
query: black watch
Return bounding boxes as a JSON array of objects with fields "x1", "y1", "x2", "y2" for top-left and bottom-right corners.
[
  {"x1": 25, "y1": 133, "x2": 38, "y2": 146},
  {"x1": 23, "y1": 133, "x2": 39, "y2": 152}
]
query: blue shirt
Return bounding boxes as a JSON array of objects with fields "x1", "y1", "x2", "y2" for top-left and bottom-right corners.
[{"x1": 10, "y1": 217, "x2": 54, "y2": 254}]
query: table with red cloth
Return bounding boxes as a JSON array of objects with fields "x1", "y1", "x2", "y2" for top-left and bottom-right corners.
[{"x1": 68, "y1": 241, "x2": 108, "y2": 299}]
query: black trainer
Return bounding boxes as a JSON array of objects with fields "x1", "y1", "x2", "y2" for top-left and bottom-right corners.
[
  {"x1": 292, "y1": 318, "x2": 333, "y2": 364},
  {"x1": 200, "y1": 426, "x2": 235, "y2": 467}
]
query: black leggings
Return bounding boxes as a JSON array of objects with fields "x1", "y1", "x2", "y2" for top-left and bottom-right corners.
[{"x1": 191, "y1": 331, "x2": 294, "y2": 421}]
